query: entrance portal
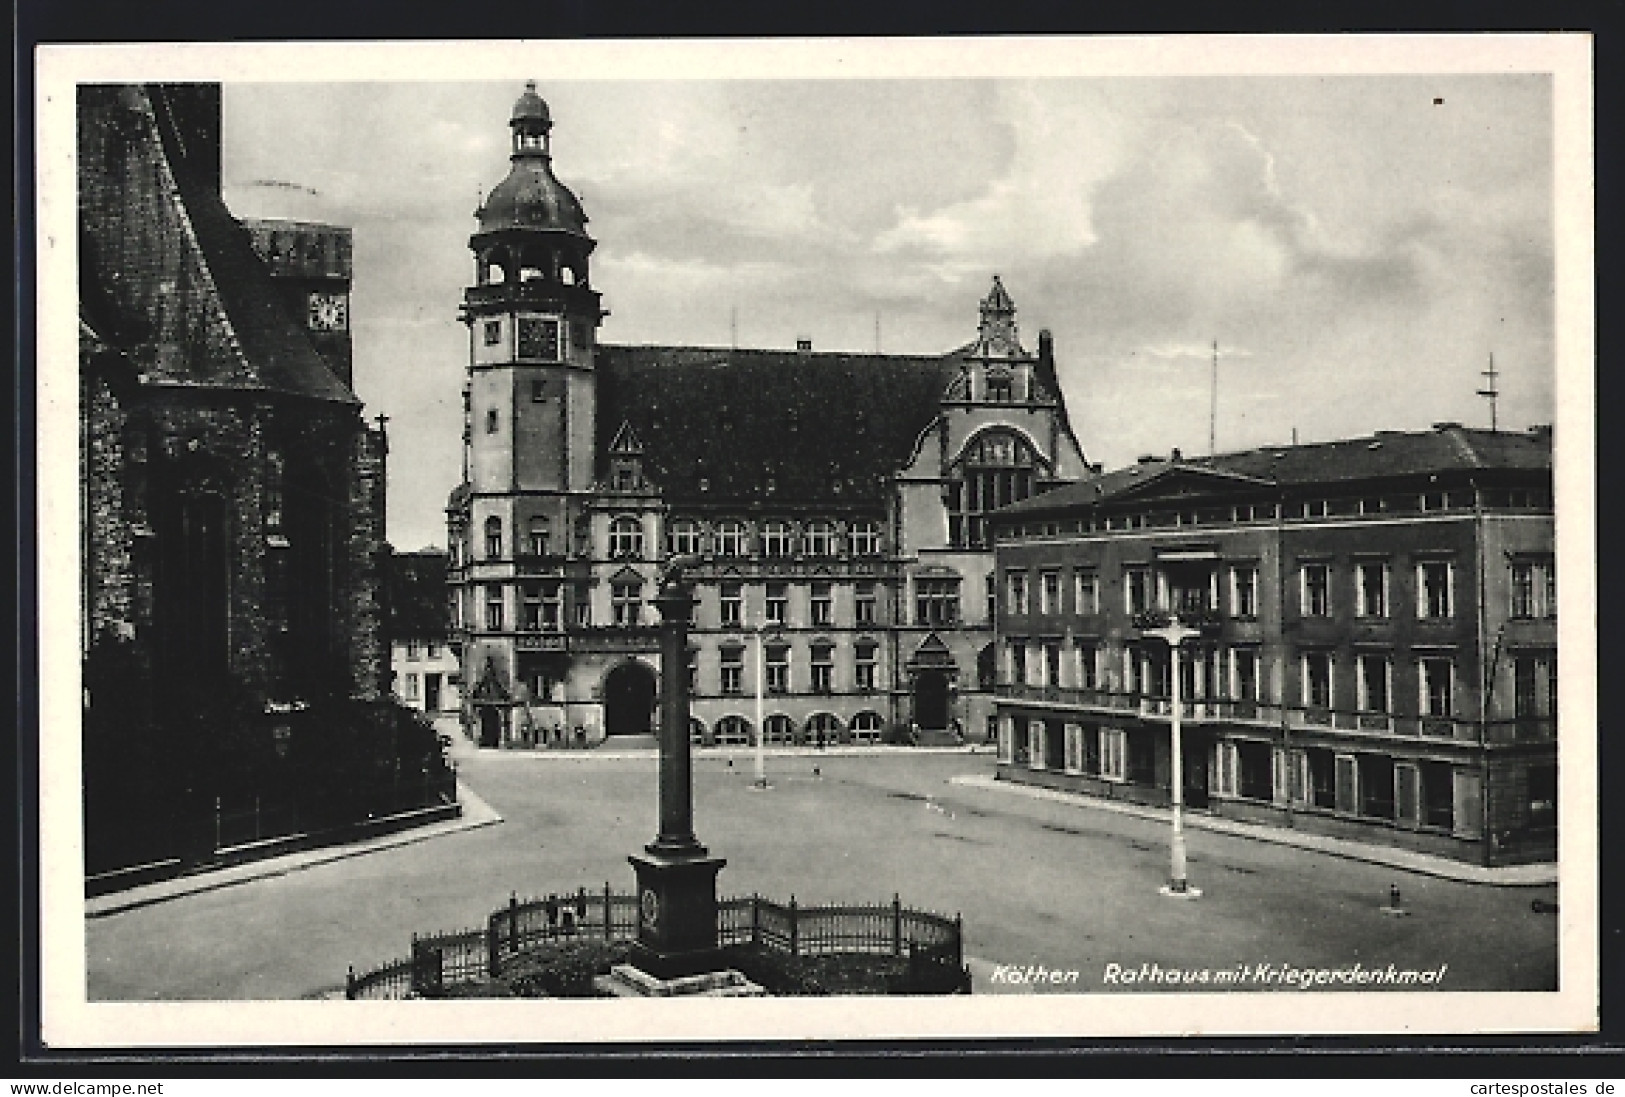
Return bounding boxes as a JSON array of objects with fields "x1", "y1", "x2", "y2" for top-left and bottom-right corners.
[
  {"x1": 604, "y1": 660, "x2": 658, "y2": 736},
  {"x1": 913, "y1": 669, "x2": 951, "y2": 731},
  {"x1": 478, "y1": 706, "x2": 503, "y2": 748}
]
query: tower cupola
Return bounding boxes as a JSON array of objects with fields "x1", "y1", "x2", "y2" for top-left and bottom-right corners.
[{"x1": 475, "y1": 82, "x2": 589, "y2": 240}]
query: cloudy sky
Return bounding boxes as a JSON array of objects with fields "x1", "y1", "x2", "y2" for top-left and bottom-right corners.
[{"x1": 221, "y1": 71, "x2": 1555, "y2": 551}]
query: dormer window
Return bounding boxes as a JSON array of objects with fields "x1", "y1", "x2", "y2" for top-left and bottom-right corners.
[{"x1": 985, "y1": 372, "x2": 1013, "y2": 403}]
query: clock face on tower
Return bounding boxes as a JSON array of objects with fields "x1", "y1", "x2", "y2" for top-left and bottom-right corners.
[{"x1": 307, "y1": 292, "x2": 349, "y2": 332}]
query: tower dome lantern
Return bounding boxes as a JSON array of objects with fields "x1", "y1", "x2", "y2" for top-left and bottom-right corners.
[{"x1": 510, "y1": 80, "x2": 553, "y2": 158}]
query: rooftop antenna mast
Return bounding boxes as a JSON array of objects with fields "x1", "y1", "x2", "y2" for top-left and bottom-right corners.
[
  {"x1": 1210, "y1": 340, "x2": 1219, "y2": 456},
  {"x1": 730, "y1": 306, "x2": 738, "y2": 351},
  {"x1": 875, "y1": 312, "x2": 881, "y2": 354},
  {"x1": 1477, "y1": 352, "x2": 1500, "y2": 431}
]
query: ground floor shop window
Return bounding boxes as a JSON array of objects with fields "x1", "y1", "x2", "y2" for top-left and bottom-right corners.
[
  {"x1": 1358, "y1": 754, "x2": 1396, "y2": 820},
  {"x1": 1100, "y1": 728, "x2": 1126, "y2": 781},
  {"x1": 1235, "y1": 739, "x2": 1272, "y2": 801},
  {"x1": 1043, "y1": 720, "x2": 1065, "y2": 770},
  {"x1": 1304, "y1": 747, "x2": 1336, "y2": 809},
  {"x1": 1126, "y1": 728, "x2": 1156, "y2": 785},
  {"x1": 1421, "y1": 760, "x2": 1454, "y2": 830},
  {"x1": 1527, "y1": 763, "x2": 1557, "y2": 829}
]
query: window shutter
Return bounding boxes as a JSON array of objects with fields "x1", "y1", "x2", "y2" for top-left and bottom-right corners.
[
  {"x1": 1452, "y1": 769, "x2": 1483, "y2": 838},
  {"x1": 1395, "y1": 762, "x2": 1420, "y2": 827}
]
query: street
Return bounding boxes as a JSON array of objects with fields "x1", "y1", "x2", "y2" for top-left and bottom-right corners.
[{"x1": 85, "y1": 747, "x2": 1558, "y2": 999}]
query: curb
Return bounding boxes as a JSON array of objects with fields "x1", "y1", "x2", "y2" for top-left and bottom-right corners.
[
  {"x1": 86, "y1": 783, "x2": 505, "y2": 918},
  {"x1": 949, "y1": 775, "x2": 1556, "y2": 887}
]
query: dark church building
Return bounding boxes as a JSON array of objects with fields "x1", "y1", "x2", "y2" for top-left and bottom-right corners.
[{"x1": 79, "y1": 84, "x2": 396, "y2": 875}]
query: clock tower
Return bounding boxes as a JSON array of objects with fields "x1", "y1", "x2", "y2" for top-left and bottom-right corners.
[
  {"x1": 462, "y1": 82, "x2": 602, "y2": 500},
  {"x1": 453, "y1": 82, "x2": 604, "y2": 742}
]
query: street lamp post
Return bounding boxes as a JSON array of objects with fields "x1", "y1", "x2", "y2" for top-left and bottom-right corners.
[
  {"x1": 1143, "y1": 616, "x2": 1203, "y2": 898},
  {"x1": 753, "y1": 622, "x2": 770, "y2": 789}
]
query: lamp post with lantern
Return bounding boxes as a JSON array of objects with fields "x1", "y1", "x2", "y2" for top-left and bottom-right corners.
[{"x1": 1141, "y1": 615, "x2": 1203, "y2": 898}]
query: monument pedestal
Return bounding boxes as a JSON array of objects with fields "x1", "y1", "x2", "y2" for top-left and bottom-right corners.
[{"x1": 628, "y1": 848, "x2": 727, "y2": 980}]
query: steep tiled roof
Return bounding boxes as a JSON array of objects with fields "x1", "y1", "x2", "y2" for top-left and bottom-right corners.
[
  {"x1": 993, "y1": 425, "x2": 1552, "y2": 520},
  {"x1": 145, "y1": 86, "x2": 357, "y2": 405},
  {"x1": 595, "y1": 345, "x2": 959, "y2": 506}
]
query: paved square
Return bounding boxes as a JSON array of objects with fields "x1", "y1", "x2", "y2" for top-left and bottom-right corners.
[{"x1": 85, "y1": 749, "x2": 1557, "y2": 1000}]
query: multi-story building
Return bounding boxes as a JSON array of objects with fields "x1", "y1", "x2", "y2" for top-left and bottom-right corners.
[
  {"x1": 446, "y1": 84, "x2": 1093, "y2": 749},
  {"x1": 79, "y1": 83, "x2": 389, "y2": 870},
  {"x1": 986, "y1": 424, "x2": 1556, "y2": 865},
  {"x1": 388, "y1": 550, "x2": 461, "y2": 715}
]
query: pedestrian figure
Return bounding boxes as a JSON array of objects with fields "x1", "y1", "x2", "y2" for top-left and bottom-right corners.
[
  {"x1": 545, "y1": 895, "x2": 559, "y2": 930},
  {"x1": 574, "y1": 725, "x2": 586, "y2": 749}
]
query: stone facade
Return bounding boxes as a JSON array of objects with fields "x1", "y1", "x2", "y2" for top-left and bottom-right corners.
[
  {"x1": 79, "y1": 82, "x2": 388, "y2": 720},
  {"x1": 987, "y1": 425, "x2": 1556, "y2": 865},
  {"x1": 446, "y1": 85, "x2": 1094, "y2": 749}
]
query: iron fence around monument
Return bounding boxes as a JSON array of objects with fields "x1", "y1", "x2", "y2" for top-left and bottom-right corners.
[{"x1": 348, "y1": 887, "x2": 965, "y2": 998}]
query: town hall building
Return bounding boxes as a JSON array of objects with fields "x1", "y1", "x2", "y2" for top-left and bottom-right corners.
[{"x1": 446, "y1": 83, "x2": 1094, "y2": 749}]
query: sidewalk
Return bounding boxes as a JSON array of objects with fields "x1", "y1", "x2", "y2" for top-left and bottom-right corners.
[
  {"x1": 85, "y1": 782, "x2": 504, "y2": 919},
  {"x1": 458, "y1": 743, "x2": 992, "y2": 762},
  {"x1": 951, "y1": 774, "x2": 1556, "y2": 887}
]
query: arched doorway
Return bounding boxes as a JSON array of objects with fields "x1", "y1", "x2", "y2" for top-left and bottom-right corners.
[
  {"x1": 914, "y1": 670, "x2": 951, "y2": 731},
  {"x1": 603, "y1": 661, "x2": 657, "y2": 736},
  {"x1": 478, "y1": 707, "x2": 503, "y2": 749}
]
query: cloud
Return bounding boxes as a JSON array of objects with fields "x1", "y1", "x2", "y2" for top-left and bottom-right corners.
[{"x1": 872, "y1": 82, "x2": 1121, "y2": 268}]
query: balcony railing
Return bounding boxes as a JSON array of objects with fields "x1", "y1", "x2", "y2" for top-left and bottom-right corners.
[
  {"x1": 1130, "y1": 608, "x2": 1225, "y2": 633},
  {"x1": 994, "y1": 683, "x2": 1546, "y2": 746}
]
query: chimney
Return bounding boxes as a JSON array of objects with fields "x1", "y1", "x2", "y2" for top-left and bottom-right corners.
[
  {"x1": 796, "y1": 338, "x2": 812, "y2": 352},
  {"x1": 1432, "y1": 421, "x2": 1462, "y2": 431},
  {"x1": 1170, "y1": 447, "x2": 1183, "y2": 462},
  {"x1": 1137, "y1": 454, "x2": 1159, "y2": 465}
]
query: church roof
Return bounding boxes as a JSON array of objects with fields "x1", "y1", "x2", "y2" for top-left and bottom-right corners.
[
  {"x1": 991, "y1": 424, "x2": 1553, "y2": 521},
  {"x1": 82, "y1": 85, "x2": 358, "y2": 405},
  {"x1": 595, "y1": 344, "x2": 961, "y2": 507},
  {"x1": 148, "y1": 87, "x2": 357, "y2": 404}
]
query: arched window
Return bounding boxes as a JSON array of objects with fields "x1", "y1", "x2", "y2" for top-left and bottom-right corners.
[
  {"x1": 849, "y1": 519, "x2": 882, "y2": 557},
  {"x1": 850, "y1": 710, "x2": 884, "y2": 744},
  {"x1": 948, "y1": 429, "x2": 1043, "y2": 549},
  {"x1": 807, "y1": 712, "x2": 842, "y2": 744},
  {"x1": 608, "y1": 516, "x2": 643, "y2": 560},
  {"x1": 484, "y1": 516, "x2": 503, "y2": 559},
  {"x1": 804, "y1": 520, "x2": 837, "y2": 557},
  {"x1": 715, "y1": 520, "x2": 747, "y2": 558},
  {"x1": 667, "y1": 518, "x2": 702, "y2": 557},
  {"x1": 764, "y1": 713, "x2": 795, "y2": 745},
  {"x1": 715, "y1": 715, "x2": 751, "y2": 746},
  {"x1": 760, "y1": 520, "x2": 794, "y2": 557}
]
